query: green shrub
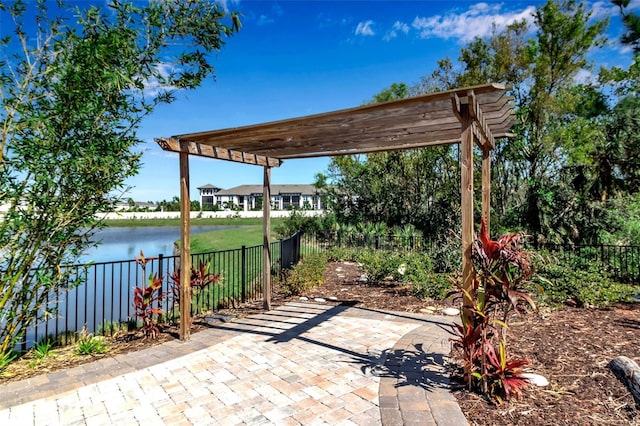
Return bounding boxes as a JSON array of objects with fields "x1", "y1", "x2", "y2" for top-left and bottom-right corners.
[
  {"x1": 34, "y1": 338, "x2": 53, "y2": 359},
  {"x1": 355, "y1": 249, "x2": 404, "y2": 281},
  {"x1": 532, "y1": 256, "x2": 639, "y2": 307},
  {"x1": 281, "y1": 252, "x2": 328, "y2": 296},
  {"x1": 275, "y1": 211, "x2": 337, "y2": 238},
  {"x1": 400, "y1": 252, "x2": 433, "y2": 279},
  {"x1": 76, "y1": 329, "x2": 108, "y2": 355},
  {"x1": 431, "y1": 233, "x2": 461, "y2": 273},
  {"x1": 326, "y1": 247, "x2": 358, "y2": 262},
  {"x1": 410, "y1": 273, "x2": 453, "y2": 299}
]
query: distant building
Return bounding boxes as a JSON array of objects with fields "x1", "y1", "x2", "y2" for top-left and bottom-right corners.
[
  {"x1": 197, "y1": 183, "x2": 323, "y2": 211},
  {"x1": 114, "y1": 201, "x2": 158, "y2": 211},
  {"x1": 197, "y1": 184, "x2": 223, "y2": 210}
]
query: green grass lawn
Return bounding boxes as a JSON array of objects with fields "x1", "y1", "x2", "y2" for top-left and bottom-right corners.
[
  {"x1": 103, "y1": 217, "x2": 270, "y2": 227},
  {"x1": 189, "y1": 225, "x2": 282, "y2": 253},
  {"x1": 102, "y1": 216, "x2": 288, "y2": 312}
]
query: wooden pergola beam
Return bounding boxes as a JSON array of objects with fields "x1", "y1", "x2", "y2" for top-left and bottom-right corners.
[
  {"x1": 453, "y1": 89, "x2": 496, "y2": 326},
  {"x1": 274, "y1": 138, "x2": 462, "y2": 159},
  {"x1": 155, "y1": 137, "x2": 282, "y2": 168},
  {"x1": 482, "y1": 147, "x2": 492, "y2": 232},
  {"x1": 467, "y1": 91, "x2": 495, "y2": 150},
  {"x1": 459, "y1": 101, "x2": 475, "y2": 326}
]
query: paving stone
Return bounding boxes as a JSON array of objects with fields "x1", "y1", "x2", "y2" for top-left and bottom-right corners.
[
  {"x1": 429, "y1": 400, "x2": 469, "y2": 426},
  {"x1": 380, "y1": 407, "x2": 404, "y2": 426},
  {"x1": 0, "y1": 302, "x2": 464, "y2": 426}
]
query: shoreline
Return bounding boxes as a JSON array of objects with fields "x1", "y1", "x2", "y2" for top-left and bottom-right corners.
[{"x1": 99, "y1": 209, "x2": 323, "y2": 221}]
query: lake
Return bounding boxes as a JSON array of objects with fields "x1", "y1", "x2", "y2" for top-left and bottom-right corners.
[
  {"x1": 80, "y1": 225, "x2": 237, "y2": 264},
  {"x1": 19, "y1": 225, "x2": 241, "y2": 349}
]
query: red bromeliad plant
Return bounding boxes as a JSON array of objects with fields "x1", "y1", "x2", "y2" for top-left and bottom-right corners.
[
  {"x1": 451, "y1": 218, "x2": 539, "y2": 403},
  {"x1": 133, "y1": 251, "x2": 165, "y2": 339},
  {"x1": 169, "y1": 262, "x2": 222, "y2": 311}
]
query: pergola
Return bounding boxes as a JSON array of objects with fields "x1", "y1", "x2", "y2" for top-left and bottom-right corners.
[{"x1": 155, "y1": 83, "x2": 515, "y2": 340}]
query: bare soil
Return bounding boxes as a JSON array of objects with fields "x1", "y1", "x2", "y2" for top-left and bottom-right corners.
[{"x1": 2, "y1": 260, "x2": 640, "y2": 426}]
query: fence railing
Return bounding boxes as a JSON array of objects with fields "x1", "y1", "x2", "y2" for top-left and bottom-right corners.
[
  {"x1": 301, "y1": 230, "x2": 431, "y2": 253},
  {"x1": 301, "y1": 231, "x2": 640, "y2": 284},
  {"x1": 18, "y1": 230, "x2": 640, "y2": 349},
  {"x1": 20, "y1": 232, "x2": 302, "y2": 350},
  {"x1": 536, "y1": 243, "x2": 640, "y2": 284}
]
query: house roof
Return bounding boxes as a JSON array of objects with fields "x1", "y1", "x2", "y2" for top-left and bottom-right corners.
[
  {"x1": 155, "y1": 83, "x2": 515, "y2": 167},
  {"x1": 216, "y1": 184, "x2": 319, "y2": 196},
  {"x1": 197, "y1": 183, "x2": 222, "y2": 190}
]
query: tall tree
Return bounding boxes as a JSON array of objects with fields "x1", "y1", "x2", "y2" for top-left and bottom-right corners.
[
  {"x1": 613, "y1": 0, "x2": 640, "y2": 52},
  {"x1": 320, "y1": 81, "x2": 461, "y2": 237},
  {"x1": 0, "y1": 0, "x2": 240, "y2": 358},
  {"x1": 449, "y1": 0, "x2": 606, "y2": 240}
]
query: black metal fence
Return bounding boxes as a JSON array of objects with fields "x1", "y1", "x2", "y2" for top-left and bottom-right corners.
[
  {"x1": 20, "y1": 232, "x2": 302, "y2": 350},
  {"x1": 300, "y1": 231, "x2": 640, "y2": 284},
  {"x1": 300, "y1": 230, "x2": 431, "y2": 253},
  {"x1": 536, "y1": 243, "x2": 640, "y2": 284},
  {"x1": 17, "y1": 230, "x2": 640, "y2": 349}
]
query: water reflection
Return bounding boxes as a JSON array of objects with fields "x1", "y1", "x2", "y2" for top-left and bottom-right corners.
[{"x1": 81, "y1": 226, "x2": 237, "y2": 263}]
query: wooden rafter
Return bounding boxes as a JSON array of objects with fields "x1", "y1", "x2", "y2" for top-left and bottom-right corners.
[
  {"x1": 467, "y1": 91, "x2": 495, "y2": 149},
  {"x1": 155, "y1": 137, "x2": 282, "y2": 168}
]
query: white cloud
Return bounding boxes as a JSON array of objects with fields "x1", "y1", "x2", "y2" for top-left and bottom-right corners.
[
  {"x1": 257, "y1": 14, "x2": 274, "y2": 26},
  {"x1": 590, "y1": 1, "x2": 618, "y2": 19},
  {"x1": 316, "y1": 13, "x2": 352, "y2": 29},
  {"x1": 272, "y1": 4, "x2": 284, "y2": 16},
  {"x1": 383, "y1": 20, "x2": 410, "y2": 41},
  {"x1": 574, "y1": 68, "x2": 597, "y2": 85},
  {"x1": 355, "y1": 20, "x2": 375, "y2": 36},
  {"x1": 412, "y1": 3, "x2": 536, "y2": 43},
  {"x1": 141, "y1": 62, "x2": 179, "y2": 98},
  {"x1": 216, "y1": 0, "x2": 241, "y2": 13}
]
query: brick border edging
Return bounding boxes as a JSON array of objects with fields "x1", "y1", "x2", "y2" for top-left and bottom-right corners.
[
  {"x1": 378, "y1": 322, "x2": 469, "y2": 426},
  {"x1": 0, "y1": 327, "x2": 239, "y2": 410}
]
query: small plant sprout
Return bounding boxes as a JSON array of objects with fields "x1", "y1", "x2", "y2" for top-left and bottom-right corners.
[
  {"x1": 76, "y1": 327, "x2": 108, "y2": 355},
  {"x1": 34, "y1": 338, "x2": 53, "y2": 359}
]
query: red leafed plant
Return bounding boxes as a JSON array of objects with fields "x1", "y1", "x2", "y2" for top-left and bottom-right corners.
[
  {"x1": 133, "y1": 251, "x2": 165, "y2": 339},
  {"x1": 169, "y1": 262, "x2": 222, "y2": 313},
  {"x1": 451, "y1": 217, "x2": 539, "y2": 403}
]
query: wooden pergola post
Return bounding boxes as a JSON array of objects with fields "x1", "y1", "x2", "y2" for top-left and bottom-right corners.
[
  {"x1": 482, "y1": 147, "x2": 491, "y2": 234},
  {"x1": 179, "y1": 143, "x2": 192, "y2": 340},
  {"x1": 459, "y1": 100, "x2": 475, "y2": 324},
  {"x1": 263, "y1": 166, "x2": 272, "y2": 310}
]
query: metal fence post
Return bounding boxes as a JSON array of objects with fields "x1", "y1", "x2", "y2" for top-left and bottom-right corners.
[
  {"x1": 158, "y1": 253, "x2": 165, "y2": 313},
  {"x1": 279, "y1": 238, "x2": 284, "y2": 275},
  {"x1": 241, "y1": 245, "x2": 246, "y2": 303}
]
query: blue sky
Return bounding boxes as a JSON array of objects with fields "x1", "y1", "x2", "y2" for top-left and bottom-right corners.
[{"x1": 96, "y1": 1, "x2": 640, "y2": 201}]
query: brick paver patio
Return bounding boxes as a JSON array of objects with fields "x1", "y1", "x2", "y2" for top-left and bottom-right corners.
[{"x1": 0, "y1": 302, "x2": 468, "y2": 425}]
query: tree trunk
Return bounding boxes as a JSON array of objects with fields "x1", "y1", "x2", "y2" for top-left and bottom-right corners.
[{"x1": 609, "y1": 356, "x2": 640, "y2": 408}]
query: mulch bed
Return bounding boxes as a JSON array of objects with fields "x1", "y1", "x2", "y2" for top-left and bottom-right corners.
[
  {"x1": 312, "y1": 261, "x2": 640, "y2": 426},
  {"x1": 2, "y1": 260, "x2": 640, "y2": 425}
]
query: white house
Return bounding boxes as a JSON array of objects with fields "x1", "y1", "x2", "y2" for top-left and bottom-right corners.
[
  {"x1": 197, "y1": 184, "x2": 323, "y2": 211},
  {"x1": 197, "y1": 184, "x2": 223, "y2": 209}
]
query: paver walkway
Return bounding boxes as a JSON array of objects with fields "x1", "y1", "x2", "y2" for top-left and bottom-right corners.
[{"x1": 0, "y1": 302, "x2": 468, "y2": 425}]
